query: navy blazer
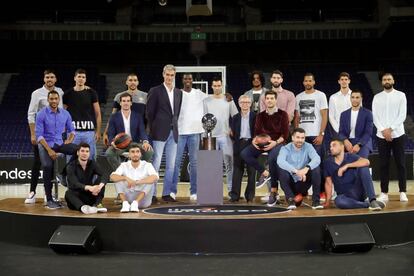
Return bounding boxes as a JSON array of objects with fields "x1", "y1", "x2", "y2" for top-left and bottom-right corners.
[
  {"x1": 338, "y1": 107, "x2": 373, "y2": 151},
  {"x1": 231, "y1": 112, "x2": 256, "y2": 153},
  {"x1": 107, "y1": 110, "x2": 148, "y2": 143},
  {"x1": 146, "y1": 84, "x2": 182, "y2": 142}
]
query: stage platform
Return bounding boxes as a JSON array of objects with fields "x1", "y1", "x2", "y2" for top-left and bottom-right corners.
[{"x1": 0, "y1": 196, "x2": 413, "y2": 254}]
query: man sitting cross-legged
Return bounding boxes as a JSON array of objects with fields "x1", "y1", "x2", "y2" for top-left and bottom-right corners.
[{"x1": 110, "y1": 143, "x2": 159, "y2": 213}]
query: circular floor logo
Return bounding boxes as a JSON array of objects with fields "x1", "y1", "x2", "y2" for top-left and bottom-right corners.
[{"x1": 143, "y1": 205, "x2": 288, "y2": 216}]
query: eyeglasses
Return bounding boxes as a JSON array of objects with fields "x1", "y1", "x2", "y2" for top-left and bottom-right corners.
[{"x1": 239, "y1": 101, "x2": 251, "y2": 104}]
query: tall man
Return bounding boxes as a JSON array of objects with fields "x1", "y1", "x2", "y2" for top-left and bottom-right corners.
[
  {"x1": 329, "y1": 72, "x2": 352, "y2": 135},
  {"x1": 324, "y1": 138, "x2": 385, "y2": 211},
  {"x1": 103, "y1": 73, "x2": 147, "y2": 146},
  {"x1": 372, "y1": 73, "x2": 408, "y2": 202},
  {"x1": 110, "y1": 143, "x2": 159, "y2": 212},
  {"x1": 204, "y1": 77, "x2": 239, "y2": 194},
  {"x1": 172, "y1": 73, "x2": 207, "y2": 201},
  {"x1": 63, "y1": 68, "x2": 102, "y2": 159},
  {"x1": 241, "y1": 90, "x2": 289, "y2": 206},
  {"x1": 106, "y1": 93, "x2": 153, "y2": 171},
  {"x1": 277, "y1": 128, "x2": 322, "y2": 210},
  {"x1": 243, "y1": 70, "x2": 268, "y2": 113},
  {"x1": 25, "y1": 69, "x2": 64, "y2": 204},
  {"x1": 338, "y1": 90, "x2": 373, "y2": 158},
  {"x1": 35, "y1": 91, "x2": 78, "y2": 209},
  {"x1": 229, "y1": 95, "x2": 256, "y2": 202},
  {"x1": 269, "y1": 70, "x2": 296, "y2": 124},
  {"x1": 146, "y1": 64, "x2": 182, "y2": 203},
  {"x1": 65, "y1": 143, "x2": 107, "y2": 214},
  {"x1": 294, "y1": 73, "x2": 328, "y2": 199}
]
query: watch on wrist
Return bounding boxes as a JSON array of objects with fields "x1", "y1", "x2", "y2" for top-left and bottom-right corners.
[{"x1": 320, "y1": 132, "x2": 325, "y2": 136}]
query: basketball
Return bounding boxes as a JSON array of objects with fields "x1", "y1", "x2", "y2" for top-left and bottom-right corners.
[
  {"x1": 255, "y1": 134, "x2": 271, "y2": 148},
  {"x1": 112, "y1": 133, "x2": 132, "y2": 149}
]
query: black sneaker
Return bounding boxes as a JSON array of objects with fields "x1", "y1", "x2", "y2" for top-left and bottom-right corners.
[
  {"x1": 162, "y1": 195, "x2": 177, "y2": 203},
  {"x1": 46, "y1": 200, "x2": 63, "y2": 209},
  {"x1": 256, "y1": 175, "x2": 271, "y2": 189},
  {"x1": 312, "y1": 200, "x2": 324, "y2": 210},
  {"x1": 369, "y1": 200, "x2": 386, "y2": 211},
  {"x1": 287, "y1": 198, "x2": 297, "y2": 210},
  {"x1": 267, "y1": 192, "x2": 279, "y2": 206},
  {"x1": 151, "y1": 196, "x2": 158, "y2": 205}
]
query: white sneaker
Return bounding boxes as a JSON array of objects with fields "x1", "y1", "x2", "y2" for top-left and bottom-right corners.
[
  {"x1": 190, "y1": 194, "x2": 197, "y2": 201},
  {"x1": 377, "y1": 193, "x2": 389, "y2": 203},
  {"x1": 81, "y1": 205, "x2": 98, "y2": 214},
  {"x1": 24, "y1": 192, "x2": 36, "y2": 204},
  {"x1": 170, "y1": 192, "x2": 176, "y2": 200},
  {"x1": 130, "y1": 200, "x2": 139, "y2": 212},
  {"x1": 400, "y1": 192, "x2": 408, "y2": 202},
  {"x1": 120, "y1": 201, "x2": 131, "y2": 213}
]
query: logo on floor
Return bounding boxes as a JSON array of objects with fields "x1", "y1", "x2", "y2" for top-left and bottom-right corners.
[{"x1": 143, "y1": 205, "x2": 288, "y2": 216}]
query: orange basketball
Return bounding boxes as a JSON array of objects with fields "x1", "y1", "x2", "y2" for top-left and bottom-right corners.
[
  {"x1": 255, "y1": 134, "x2": 271, "y2": 148},
  {"x1": 113, "y1": 132, "x2": 132, "y2": 149}
]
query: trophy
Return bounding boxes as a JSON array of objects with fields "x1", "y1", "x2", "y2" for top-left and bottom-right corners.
[{"x1": 201, "y1": 113, "x2": 217, "y2": 150}]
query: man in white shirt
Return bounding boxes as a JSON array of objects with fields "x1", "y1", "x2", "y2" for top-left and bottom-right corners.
[
  {"x1": 328, "y1": 72, "x2": 352, "y2": 135},
  {"x1": 204, "y1": 77, "x2": 239, "y2": 194},
  {"x1": 110, "y1": 143, "x2": 159, "y2": 212},
  {"x1": 171, "y1": 73, "x2": 207, "y2": 201},
  {"x1": 372, "y1": 73, "x2": 408, "y2": 202},
  {"x1": 25, "y1": 69, "x2": 64, "y2": 204}
]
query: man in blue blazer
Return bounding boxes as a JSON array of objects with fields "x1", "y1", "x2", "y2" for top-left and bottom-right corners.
[
  {"x1": 106, "y1": 93, "x2": 153, "y2": 171},
  {"x1": 338, "y1": 90, "x2": 373, "y2": 158},
  {"x1": 229, "y1": 95, "x2": 256, "y2": 202},
  {"x1": 146, "y1": 64, "x2": 183, "y2": 202}
]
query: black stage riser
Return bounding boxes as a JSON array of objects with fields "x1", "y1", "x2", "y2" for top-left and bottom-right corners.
[{"x1": 1, "y1": 211, "x2": 414, "y2": 253}]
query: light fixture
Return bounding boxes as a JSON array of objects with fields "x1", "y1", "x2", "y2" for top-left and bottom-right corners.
[{"x1": 158, "y1": 0, "x2": 167, "y2": 6}]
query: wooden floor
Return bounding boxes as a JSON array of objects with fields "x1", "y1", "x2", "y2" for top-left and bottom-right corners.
[{"x1": 1, "y1": 195, "x2": 413, "y2": 220}]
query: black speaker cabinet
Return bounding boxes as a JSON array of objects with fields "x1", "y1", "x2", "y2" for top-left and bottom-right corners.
[
  {"x1": 323, "y1": 223, "x2": 375, "y2": 253},
  {"x1": 49, "y1": 225, "x2": 102, "y2": 254}
]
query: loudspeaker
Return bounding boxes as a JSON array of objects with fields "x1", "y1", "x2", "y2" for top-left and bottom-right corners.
[
  {"x1": 49, "y1": 225, "x2": 102, "y2": 254},
  {"x1": 323, "y1": 223, "x2": 375, "y2": 253}
]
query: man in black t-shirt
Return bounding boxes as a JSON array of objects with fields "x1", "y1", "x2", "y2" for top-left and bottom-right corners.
[{"x1": 63, "y1": 68, "x2": 102, "y2": 159}]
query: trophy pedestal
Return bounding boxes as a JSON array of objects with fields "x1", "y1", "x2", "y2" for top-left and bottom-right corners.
[
  {"x1": 196, "y1": 150, "x2": 223, "y2": 205},
  {"x1": 201, "y1": 137, "x2": 216, "y2": 150}
]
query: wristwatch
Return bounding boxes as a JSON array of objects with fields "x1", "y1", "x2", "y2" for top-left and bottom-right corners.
[{"x1": 320, "y1": 132, "x2": 325, "y2": 136}]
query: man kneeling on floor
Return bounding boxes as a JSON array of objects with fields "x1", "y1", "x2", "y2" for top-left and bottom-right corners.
[
  {"x1": 110, "y1": 142, "x2": 159, "y2": 213},
  {"x1": 65, "y1": 143, "x2": 107, "y2": 214},
  {"x1": 277, "y1": 128, "x2": 323, "y2": 210},
  {"x1": 324, "y1": 138, "x2": 385, "y2": 211}
]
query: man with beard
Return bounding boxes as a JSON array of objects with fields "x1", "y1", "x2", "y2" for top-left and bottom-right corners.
[
  {"x1": 103, "y1": 73, "x2": 148, "y2": 146},
  {"x1": 110, "y1": 143, "x2": 159, "y2": 212},
  {"x1": 35, "y1": 91, "x2": 78, "y2": 209},
  {"x1": 338, "y1": 90, "x2": 373, "y2": 158},
  {"x1": 241, "y1": 90, "x2": 289, "y2": 206},
  {"x1": 277, "y1": 128, "x2": 322, "y2": 210},
  {"x1": 243, "y1": 70, "x2": 268, "y2": 113},
  {"x1": 25, "y1": 69, "x2": 64, "y2": 204},
  {"x1": 171, "y1": 73, "x2": 207, "y2": 201},
  {"x1": 65, "y1": 143, "x2": 107, "y2": 214},
  {"x1": 324, "y1": 138, "x2": 386, "y2": 211},
  {"x1": 373, "y1": 73, "x2": 408, "y2": 203},
  {"x1": 269, "y1": 70, "x2": 296, "y2": 124}
]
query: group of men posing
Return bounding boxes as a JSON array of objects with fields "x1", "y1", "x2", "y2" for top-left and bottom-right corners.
[{"x1": 24, "y1": 65, "x2": 408, "y2": 213}]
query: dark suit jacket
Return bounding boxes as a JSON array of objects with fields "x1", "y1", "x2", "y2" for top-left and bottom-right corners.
[
  {"x1": 146, "y1": 84, "x2": 182, "y2": 142},
  {"x1": 338, "y1": 107, "x2": 373, "y2": 151},
  {"x1": 107, "y1": 110, "x2": 148, "y2": 143},
  {"x1": 231, "y1": 112, "x2": 256, "y2": 153}
]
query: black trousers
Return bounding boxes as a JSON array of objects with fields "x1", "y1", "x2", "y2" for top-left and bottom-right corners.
[
  {"x1": 230, "y1": 139, "x2": 256, "y2": 201},
  {"x1": 378, "y1": 135, "x2": 406, "y2": 193},
  {"x1": 30, "y1": 144, "x2": 41, "y2": 193},
  {"x1": 65, "y1": 186, "x2": 105, "y2": 211}
]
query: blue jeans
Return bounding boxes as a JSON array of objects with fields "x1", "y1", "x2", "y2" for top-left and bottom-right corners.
[
  {"x1": 152, "y1": 131, "x2": 177, "y2": 197},
  {"x1": 241, "y1": 143, "x2": 283, "y2": 189},
  {"x1": 38, "y1": 143, "x2": 78, "y2": 201},
  {"x1": 279, "y1": 167, "x2": 321, "y2": 203},
  {"x1": 172, "y1": 134, "x2": 200, "y2": 195},
  {"x1": 334, "y1": 167, "x2": 376, "y2": 209},
  {"x1": 71, "y1": 131, "x2": 96, "y2": 159},
  {"x1": 215, "y1": 135, "x2": 233, "y2": 192}
]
